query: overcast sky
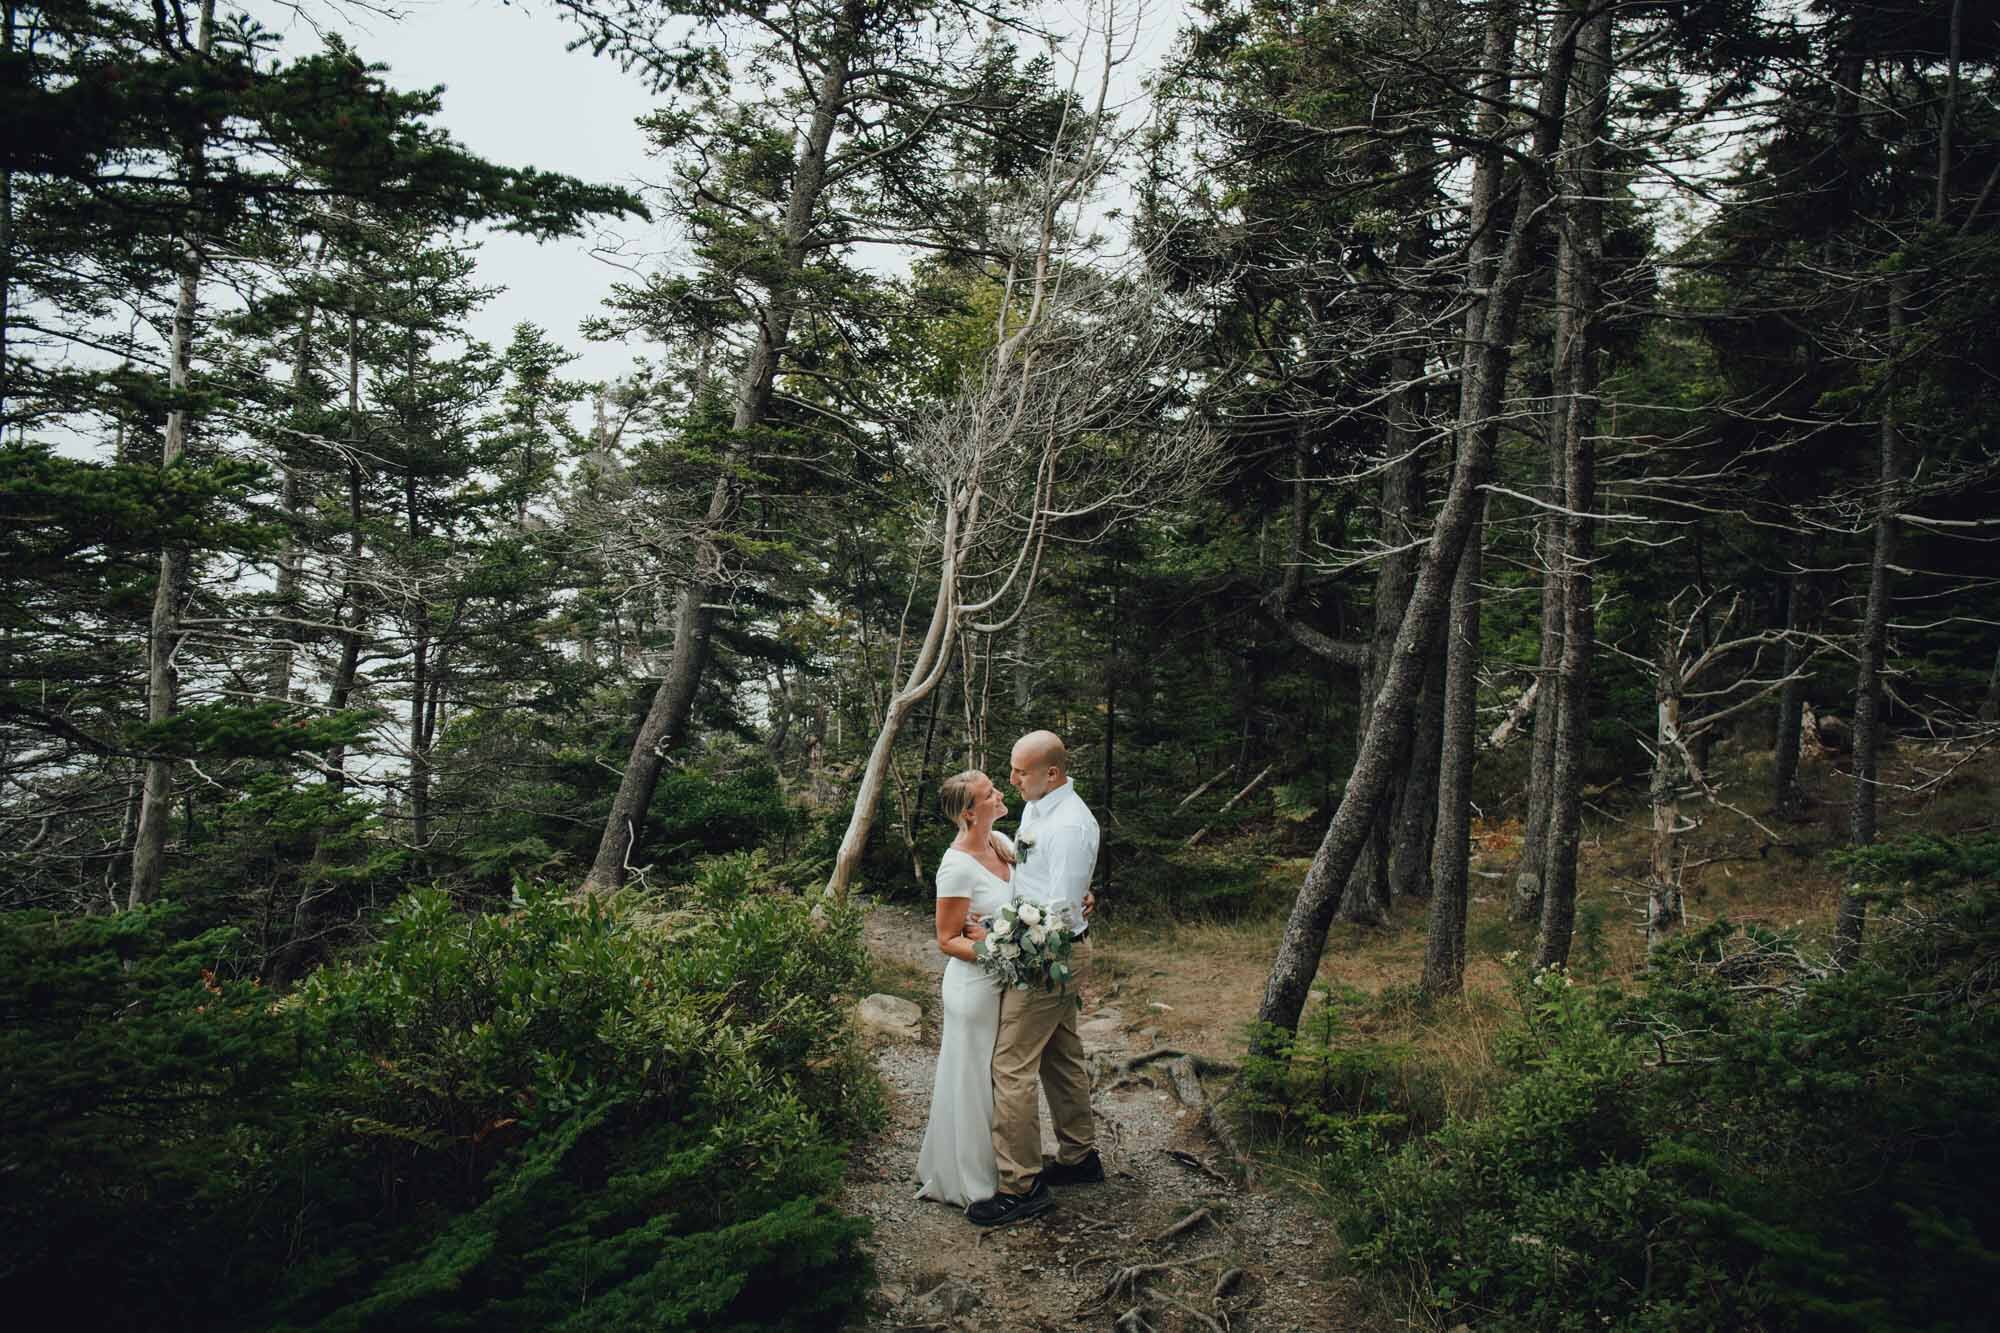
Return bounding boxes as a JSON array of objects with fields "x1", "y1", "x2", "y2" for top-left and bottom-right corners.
[
  {"x1": 270, "y1": 0, "x2": 662, "y2": 384},
  {"x1": 262, "y1": 0, "x2": 1186, "y2": 387}
]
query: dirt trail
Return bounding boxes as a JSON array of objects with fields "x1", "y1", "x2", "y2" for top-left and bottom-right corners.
[{"x1": 840, "y1": 901, "x2": 1367, "y2": 1333}]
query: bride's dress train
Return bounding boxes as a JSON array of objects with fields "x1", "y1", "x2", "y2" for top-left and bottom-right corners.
[{"x1": 914, "y1": 843, "x2": 1013, "y2": 1206}]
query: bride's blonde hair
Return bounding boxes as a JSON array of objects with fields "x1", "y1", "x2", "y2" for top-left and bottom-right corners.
[{"x1": 938, "y1": 770, "x2": 984, "y2": 829}]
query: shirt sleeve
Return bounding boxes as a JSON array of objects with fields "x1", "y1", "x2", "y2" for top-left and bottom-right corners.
[{"x1": 1036, "y1": 813, "x2": 1098, "y2": 927}]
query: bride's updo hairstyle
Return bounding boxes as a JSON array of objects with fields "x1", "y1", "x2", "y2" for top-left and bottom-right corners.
[{"x1": 938, "y1": 770, "x2": 984, "y2": 830}]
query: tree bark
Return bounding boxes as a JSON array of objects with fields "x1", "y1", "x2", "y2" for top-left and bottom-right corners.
[
  {"x1": 1645, "y1": 632, "x2": 1688, "y2": 949},
  {"x1": 320, "y1": 314, "x2": 367, "y2": 791},
  {"x1": 582, "y1": 0, "x2": 866, "y2": 893},
  {"x1": 1512, "y1": 496, "x2": 1562, "y2": 923},
  {"x1": 1771, "y1": 565, "x2": 1809, "y2": 815},
  {"x1": 1102, "y1": 556, "x2": 1119, "y2": 895},
  {"x1": 1422, "y1": 501, "x2": 1484, "y2": 995},
  {"x1": 405, "y1": 470, "x2": 432, "y2": 852},
  {"x1": 1834, "y1": 275, "x2": 1904, "y2": 965},
  {"x1": 1342, "y1": 416, "x2": 1423, "y2": 925},
  {"x1": 130, "y1": 0, "x2": 217, "y2": 908},
  {"x1": 1258, "y1": 0, "x2": 1582, "y2": 1038},
  {"x1": 1532, "y1": 1, "x2": 1611, "y2": 971},
  {"x1": 1391, "y1": 643, "x2": 1446, "y2": 900},
  {"x1": 0, "y1": 4, "x2": 14, "y2": 422},
  {"x1": 267, "y1": 237, "x2": 329, "y2": 703}
]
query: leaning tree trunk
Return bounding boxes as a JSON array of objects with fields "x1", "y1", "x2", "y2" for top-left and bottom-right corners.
[
  {"x1": 130, "y1": 0, "x2": 217, "y2": 908},
  {"x1": 1532, "y1": 2, "x2": 1611, "y2": 971},
  {"x1": 1342, "y1": 445, "x2": 1421, "y2": 925},
  {"x1": 827, "y1": 506, "x2": 965, "y2": 898},
  {"x1": 1421, "y1": 501, "x2": 1485, "y2": 995},
  {"x1": 1258, "y1": 0, "x2": 1582, "y2": 1038},
  {"x1": 582, "y1": 0, "x2": 864, "y2": 894},
  {"x1": 1834, "y1": 277, "x2": 1904, "y2": 964}
]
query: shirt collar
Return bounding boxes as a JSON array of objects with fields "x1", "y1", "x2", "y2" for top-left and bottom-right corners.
[{"x1": 1027, "y1": 779, "x2": 1076, "y2": 818}]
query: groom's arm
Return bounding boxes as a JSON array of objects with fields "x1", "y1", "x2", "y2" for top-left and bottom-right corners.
[{"x1": 1039, "y1": 815, "x2": 1099, "y2": 928}]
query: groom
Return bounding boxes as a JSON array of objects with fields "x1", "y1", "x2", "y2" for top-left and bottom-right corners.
[{"x1": 967, "y1": 729, "x2": 1103, "y2": 1228}]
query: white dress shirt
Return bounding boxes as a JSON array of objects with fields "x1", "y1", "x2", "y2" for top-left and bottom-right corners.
[{"x1": 1013, "y1": 779, "x2": 1099, "y2": 936}]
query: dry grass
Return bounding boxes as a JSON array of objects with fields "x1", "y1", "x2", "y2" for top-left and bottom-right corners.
[
  {"x1": 865, "y1": 954, "x2": 935, "y2": 1002},
  {"x1": 1093, "y1": 738, "x2": 2000, "y2": 1131}
]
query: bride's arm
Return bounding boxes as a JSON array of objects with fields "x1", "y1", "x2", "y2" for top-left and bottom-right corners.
[{"x1": 934, "y1": 897, "x2": 986, "y2": 963}]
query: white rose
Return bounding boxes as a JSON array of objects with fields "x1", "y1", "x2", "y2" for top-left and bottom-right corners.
[
  {"x1": 1000, "y1": 942, "x2": 1020, "y2": 959},
  {"x1": 1028, "y1": 925, "x2": 1047, "y2": 946},
  {"x1": 1018, "y1": 903, "x2": 1041, "y2": 927}
]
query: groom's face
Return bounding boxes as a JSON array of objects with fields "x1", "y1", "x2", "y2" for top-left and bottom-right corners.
[{"x1": 1009, "y1": 744, "x2": 1058, "y2": 802}]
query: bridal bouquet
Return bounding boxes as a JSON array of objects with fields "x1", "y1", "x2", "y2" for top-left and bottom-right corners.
[{"x1": 973, "y1": 897, "x2": 1079, "y2": 998}]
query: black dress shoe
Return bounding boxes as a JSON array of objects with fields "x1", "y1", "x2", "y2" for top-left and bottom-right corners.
[
  {"x1": 1041, "y1": 1150, "x2": 1105, "y2": 1185},
  {"x1": 965, "y1": 1178, "x2": 1054, "y2": 1227}
]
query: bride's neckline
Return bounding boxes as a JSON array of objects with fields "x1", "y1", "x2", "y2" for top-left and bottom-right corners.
[{"x1": 944, "y1": 843, "x2": 1011, "y2": 883}]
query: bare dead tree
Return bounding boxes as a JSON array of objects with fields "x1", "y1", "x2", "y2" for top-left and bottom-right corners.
[
  {"x1": 1637, "y1": 590, "x2": 1809, "y2": 951},
  {"x1": 825, "y1": 272, "x2": 1220, "y2": 899}
]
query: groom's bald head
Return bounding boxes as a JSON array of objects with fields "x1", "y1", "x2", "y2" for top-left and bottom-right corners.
[{"x1": 1009, "y1": 730, "x2": 1068, "y2": 801}]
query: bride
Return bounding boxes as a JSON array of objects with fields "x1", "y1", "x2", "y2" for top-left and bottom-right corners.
[{"x1": 914, "y1": 769, "x2": 1014, "y2": 1207}]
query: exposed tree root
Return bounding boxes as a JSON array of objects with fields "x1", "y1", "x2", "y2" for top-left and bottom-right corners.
[
  {"x1": 1111, "y1": 1306, "x2": 1155, "y2": 1333},
  {"x1": 1086, "y1": 1251, "x2": 1227, "y2": 1309},
  {"x1": 1152, "y1": 1206, "x2": 1217, "y2": 1244},
  {"x1": 1116, "y1": 1047, "x2": 1238, "y2": 1077}
]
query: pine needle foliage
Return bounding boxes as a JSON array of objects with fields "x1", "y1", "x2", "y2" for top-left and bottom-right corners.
[{"x1": 1, "y1": 881, "x2": 877, "y2": 1331}]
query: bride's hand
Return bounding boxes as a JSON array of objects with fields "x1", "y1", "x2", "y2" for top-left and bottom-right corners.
[{"x1": 963, "y1": 913, "x2": 988, "y2": 942}]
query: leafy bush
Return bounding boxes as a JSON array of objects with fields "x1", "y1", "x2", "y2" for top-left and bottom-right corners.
[
  {"x1": 1338, "y1": 837, "x2": 2000, "y2": 1332},
  {"x1": 1, "y1": 883, "x2": 879, "y2": 1332},
  {"x1": 647, "y1": 764, "x2": 800, "y2": 860}
]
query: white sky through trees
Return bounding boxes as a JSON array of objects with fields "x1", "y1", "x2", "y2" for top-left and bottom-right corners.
[
  {"x1": 271, "y1": 0, "x2": 1183, "y2": 388},
  {"x1": 282, "y1": 0, "x2": 659, "y2": 385}
]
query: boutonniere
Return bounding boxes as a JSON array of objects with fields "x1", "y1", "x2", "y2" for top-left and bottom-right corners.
[{"x1": 1014, "y1": 832, "x2": 1037, "y2": 863}]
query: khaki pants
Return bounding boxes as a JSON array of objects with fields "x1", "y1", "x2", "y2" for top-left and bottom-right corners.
[{"x1": 991, "y1": 937, "x2": 1094, "y2": 1194}]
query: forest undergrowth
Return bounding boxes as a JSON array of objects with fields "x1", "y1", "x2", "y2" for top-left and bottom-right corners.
[{"x1": 1082, "y1": 737, "x2": 2000, "y2": 1332}]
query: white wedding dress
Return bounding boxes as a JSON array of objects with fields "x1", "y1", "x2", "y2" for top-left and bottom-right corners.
[{"x1": 914, "y1": 839, "x2": 1014, "y2": 1206}]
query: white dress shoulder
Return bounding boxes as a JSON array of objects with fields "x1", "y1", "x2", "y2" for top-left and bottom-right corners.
[{"x1": 914, "y1": 836, "x2": 1016, "y2": 1207}]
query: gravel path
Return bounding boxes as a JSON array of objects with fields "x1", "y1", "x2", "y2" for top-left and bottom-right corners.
[{"x1": 840, "y1": 901, "x2": 1367, "y2": 1332}]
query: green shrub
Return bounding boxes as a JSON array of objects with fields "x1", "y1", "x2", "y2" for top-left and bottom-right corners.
[
  {"x1": 1239, "y1": 986, "x2": 1444, "y2": 1191},
  {"x1": 0, "y1": 905, "x2": 318, "y2": 1327},
  {"x1": 1, "y1": 883, "x2": 879, "y2": 1332},
  {"x1": 647, "y1": 764, "x2": 800, "y2": 860},
  {"x1": 1337, "y1": 837, "x2": 2000, "y2": 1332}
]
